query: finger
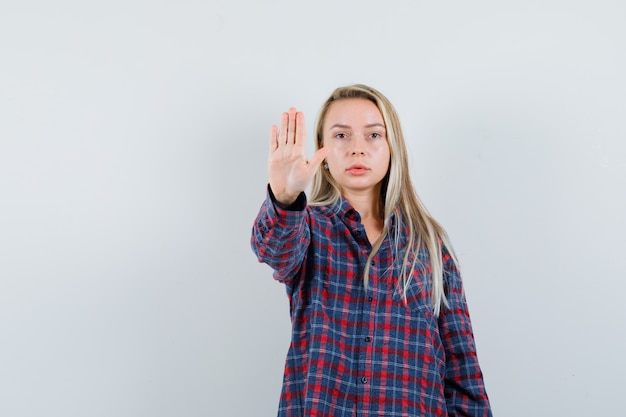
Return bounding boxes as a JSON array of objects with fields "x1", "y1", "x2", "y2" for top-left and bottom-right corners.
[
  {"x1": 287, "y1": 107, "x2": 296, "y2": 144},
  {"x1": 269, "y1": 124, "x2": 278, "y2": 152},
  {"x1": 309, "y1": 146, "x2": 329, "y2": 171},
  {"x1": 294, "y1": 111, "x2": 305, "y2": 147},
  {"x1": 278, "y1": 111, "x2": 289, "y2": 145}
]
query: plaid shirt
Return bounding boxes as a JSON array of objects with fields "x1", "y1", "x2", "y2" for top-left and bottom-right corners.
[{"x1": 251, "y1": 187, "x2": 492, "y2": 417}]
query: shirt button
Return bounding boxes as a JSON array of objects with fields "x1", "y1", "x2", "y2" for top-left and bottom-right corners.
[
  {"x1": 371, "y1": 260, "x2": 376, "y2": 266},
  {"x1": 355, "y1": 230, "x2": 361, "y2": 237},
  {"x1": 365, "y1": 336, "x2": 372, "y2": 342},
  {"x1": 368, "y1": 296, "x2": 373, "y2": 302},
  {"x1": 361, "y1": 377, "x2": 368, "y2": 384}
]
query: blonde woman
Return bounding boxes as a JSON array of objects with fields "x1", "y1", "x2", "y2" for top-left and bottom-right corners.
[{"x1": 251, "y1": 84, "x2": 492, "y2": 417}]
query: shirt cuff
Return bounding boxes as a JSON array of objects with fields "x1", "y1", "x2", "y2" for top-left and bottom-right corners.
[{"x1": 267, "y1": 184, "x2": 307, "y2": 211}]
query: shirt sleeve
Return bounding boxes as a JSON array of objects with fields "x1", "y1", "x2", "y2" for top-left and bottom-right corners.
[
  {"x1": 438, "y1": 248, "x2": 493, "y2": 417},
  {"x1": 250, "y1": 185, "x2": 310, "y2": 285}
]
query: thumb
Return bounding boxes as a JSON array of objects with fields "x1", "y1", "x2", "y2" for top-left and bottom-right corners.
[{"x1": 309, "y1": 147, "x2": 329, "y2": 170}]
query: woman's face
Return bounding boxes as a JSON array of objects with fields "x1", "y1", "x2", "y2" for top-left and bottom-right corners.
[{"x1": 322, "y1": 98, "x2": 390, "y2": 198}]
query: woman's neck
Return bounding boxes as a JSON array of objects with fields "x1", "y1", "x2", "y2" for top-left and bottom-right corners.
[{"x1": 342, "y1": 188, "x2": 383, "y2": 221}]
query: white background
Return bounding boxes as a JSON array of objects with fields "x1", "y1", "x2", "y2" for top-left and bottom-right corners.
[{"x1": 1, "y1": 1, "x2": 625, "y2": 416}]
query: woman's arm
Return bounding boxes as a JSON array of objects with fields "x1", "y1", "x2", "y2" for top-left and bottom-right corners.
[
  {"x1": 438, "y1": 249, "x2": 493, "y2": 417},
  {"x1": 251, "y1": 107, "x2": 326, "y2": 284},
  {"x1": 250, "y1": 185, "x2": 309, "y2": 285}
]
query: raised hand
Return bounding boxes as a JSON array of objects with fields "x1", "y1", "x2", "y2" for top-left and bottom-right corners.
[{"x1": 268, "y1": 108, "x2": 328, "y2": 205}]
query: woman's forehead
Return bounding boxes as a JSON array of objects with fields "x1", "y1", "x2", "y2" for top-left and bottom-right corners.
[{"x1": 324, "y1": 98, "x2": 384, "y2": 128}]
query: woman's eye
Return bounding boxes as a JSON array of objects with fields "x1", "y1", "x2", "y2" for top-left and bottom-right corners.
[
  {"x1": 370, "y1": 132, "x2": 381, "y2": 139},
  {"x1": 336, "y1": 133, "x2": 347, "y2": 139}
]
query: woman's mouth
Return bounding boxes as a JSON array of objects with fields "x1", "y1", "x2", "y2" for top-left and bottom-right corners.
[{"x1": 346, "y1": 164, "x2": 369, "y2": 175}]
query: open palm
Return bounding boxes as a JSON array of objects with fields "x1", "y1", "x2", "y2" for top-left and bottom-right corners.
[{"x1": 268, "y1": 108, "x2": 327, "y2": 205}]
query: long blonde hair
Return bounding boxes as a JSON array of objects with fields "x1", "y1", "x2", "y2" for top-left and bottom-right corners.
[{"x1": 309, "y1": 84, "x2": 457, "y2": 316}]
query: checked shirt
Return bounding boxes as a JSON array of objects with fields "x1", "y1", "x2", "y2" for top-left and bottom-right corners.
[{"x1": 251, "y1": 187, "x2": 492, "y2": 417}]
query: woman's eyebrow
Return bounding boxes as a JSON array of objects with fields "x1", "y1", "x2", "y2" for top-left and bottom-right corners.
[{"x1": 329, "y1": 123, "x2": 351, "y2": 129}]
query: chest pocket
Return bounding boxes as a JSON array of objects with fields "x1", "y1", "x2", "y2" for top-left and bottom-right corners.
[
  {"x1": 391, "y1": 263, "x2": 433, "y2": 313},
  {"x1": 390, "y1": 264, "x2": 445, "y2": 370}
]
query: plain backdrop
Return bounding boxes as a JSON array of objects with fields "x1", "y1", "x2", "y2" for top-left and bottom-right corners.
[{"x1": 1, "y1": 1, "x2": 625, "y2": 416}]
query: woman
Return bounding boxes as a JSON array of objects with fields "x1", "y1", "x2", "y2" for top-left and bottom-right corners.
[{"x1": 251, "y1": 84, "x2": 492, "y2": 416}]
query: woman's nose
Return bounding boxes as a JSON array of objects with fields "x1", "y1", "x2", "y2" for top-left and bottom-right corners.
[{"x1": 350, "y1": 137, "x2": 365, "y2": 155}]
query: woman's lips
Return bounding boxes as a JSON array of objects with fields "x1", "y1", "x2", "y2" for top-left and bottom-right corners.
[{"x1": 346, "y1": 164, "x2": 369, "y2": 175}]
